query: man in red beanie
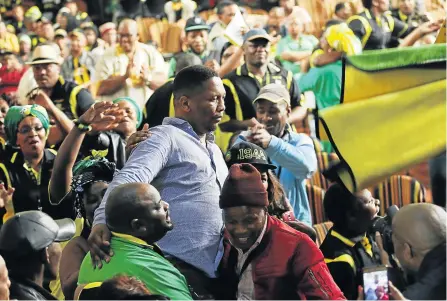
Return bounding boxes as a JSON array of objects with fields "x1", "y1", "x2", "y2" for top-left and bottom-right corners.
[{"x1": 217, "y1": 163, "x2": 345, "y2": 300}]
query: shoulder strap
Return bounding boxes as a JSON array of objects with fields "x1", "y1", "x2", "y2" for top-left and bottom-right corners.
[
  {"x1": 348, "y1": 14, "x2": 373, "y2": 47},
  {"x1": 69, "y1": 85, "x2": 84, "y2": 119},
  {"x1": 384, "y1": 13, "x2": 395, "y2": 32}
]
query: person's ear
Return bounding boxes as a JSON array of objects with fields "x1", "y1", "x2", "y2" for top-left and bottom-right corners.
[
  {"x1": 131, "y1": 218, "x2": 148, "y2": 235},
  {"x1": 402, "y1": 242, "x2": 414, "y2": 260},
  {"x1": 179, "y1": 95, "x2": 191, "y2": 112},
  {"x1": 286, "y1": 105, "x2": 291, "y2": 118}
]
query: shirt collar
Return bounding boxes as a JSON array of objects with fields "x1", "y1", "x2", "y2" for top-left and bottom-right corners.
[
  {"x1": 111, "y1": 231, "x2": 153, "y2": 248},
  {"x1": 398, "y1": 10, "x2": 409, "y2": 21},
  {"x1": 239, "y1": 63, "x2": 282, "y2": 77},
  {"x1": 162, "y1": 117, "x2": 216, "y2": 142},
  {"x1": 186, "y1": 48, "x2": 209, "y2": 59},
  {"x1": 235, "y1": 215, "x2": 268, "y2": 256},
  {"x1": 331, "y1": 229, "x2": 373, "y2": 257}
]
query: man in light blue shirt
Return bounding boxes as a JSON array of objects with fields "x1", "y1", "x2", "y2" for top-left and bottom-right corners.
[
  {"x1": 88, "y1": 65, "x2": 228, "y2": 297},
  {"x1": 239, "y1": 83, "x2": 317, "y2": 226}
]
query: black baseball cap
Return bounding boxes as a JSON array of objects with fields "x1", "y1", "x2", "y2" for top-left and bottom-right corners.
[
  {"x1": 243, "y1": 28, "x2": 272, "y2": 44},
  {"x1": 0, "y1": 211, "x2": 76, "y2": 257},
  {"x1": 185, "y1": 16, "x2": 209, "y2": 32},
  {"x1": 225, "y1": 141, "x2": 277, "y2": 170}
]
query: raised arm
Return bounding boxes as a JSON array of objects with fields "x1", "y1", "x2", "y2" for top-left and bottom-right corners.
[
  {"x1": 31, "y1": 90, "x2": 74, "y2": 137},
  {"x1": 49, "y1": 101, "x2": 121, "y2": 204},
  {"x1": 92, "y1": 127, "x2": 173, "y2": 226},
  {"x1": 265, "y1": 135, "x2": 317, "y2": 179},
  {"x1": 88, "y1": 127, "x2": 173, "y2": 268}
]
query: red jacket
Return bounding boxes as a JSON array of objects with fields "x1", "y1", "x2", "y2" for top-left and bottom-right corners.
[
  {"x1": 0, "y1": 65, "x2": 27, "y2": 95},
  {"x1": 217, "y1": 216, "x2": 346, "y2": 300}
]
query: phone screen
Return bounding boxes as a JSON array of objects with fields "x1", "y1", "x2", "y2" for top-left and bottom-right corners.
[{"x1": 363, "y1": 268, "x2": 389, "y2": 301}]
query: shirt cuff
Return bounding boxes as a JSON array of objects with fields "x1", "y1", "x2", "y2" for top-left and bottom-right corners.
[{"x1": 266, "y1": 135, "x2": 282, "y2": 154}]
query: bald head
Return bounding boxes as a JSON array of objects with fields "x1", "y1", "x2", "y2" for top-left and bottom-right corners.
[
  {"x1": 118, "y1": 19, "x2": 138, "y2": 35},
  {"x1": 105, "y1": 183, "x2": 172, "y2": 243},
  {"x1": 118, "y1": 19, "x2": 138, "y2": 53},
  {"x1": 393, "y1": 203, "x2": 446, "y2": 251},
  {"x1": 106, "y1": 183, "x2": 160, "y2": 231}
]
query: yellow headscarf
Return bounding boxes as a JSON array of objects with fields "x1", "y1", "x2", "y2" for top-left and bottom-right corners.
[{"x1": 324, "y1": 23, "x2": 363, "y2": 56}]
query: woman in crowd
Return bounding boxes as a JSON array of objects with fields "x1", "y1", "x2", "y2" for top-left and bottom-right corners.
[
  {"x1": 50, "y1": 101, "x2": 120, "y2": 300},
  {"x1": 0, "y1": 104, "x2": 74, "y2": 222},
  {"x1": 80, "y1": 97, "x2": 142, "y2": 169}
]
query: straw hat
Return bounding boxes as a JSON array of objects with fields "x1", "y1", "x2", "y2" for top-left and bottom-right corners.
[{"x1": 27, "y1": 44, "x2": 64, "y2": 65}]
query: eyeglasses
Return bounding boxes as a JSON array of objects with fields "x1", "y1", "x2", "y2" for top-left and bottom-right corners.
[{"x1": 18, "y1": 125, "x2": 44, "y2": 134}]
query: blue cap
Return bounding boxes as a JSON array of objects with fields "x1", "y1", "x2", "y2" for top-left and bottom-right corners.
[{"x1": 243, "y1": 28, "x2": 272, "y2": 44}]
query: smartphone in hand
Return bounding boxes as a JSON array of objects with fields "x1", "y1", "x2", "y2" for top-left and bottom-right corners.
[{"x1": 363, "y1": 266, "x2": 389, "y2": 300}]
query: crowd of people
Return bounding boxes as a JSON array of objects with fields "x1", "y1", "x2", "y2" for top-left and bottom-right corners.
[{"x1": 0, "y1": 0, "x2": 444, "y2": 300}]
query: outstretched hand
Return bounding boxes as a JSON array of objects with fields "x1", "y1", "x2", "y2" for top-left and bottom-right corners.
[
  {"x1": 126, "y1": 123, "x2": 152, "y2": 158},
  {"x1": 87, "y1": 224, "x2": 113, "y2": 269},
  {"x1": 0, "y1": 183, "x2": 14, "y2": 209},
  {"x1": 79, "y1": 101, "x2": 123, "y2": 134}
]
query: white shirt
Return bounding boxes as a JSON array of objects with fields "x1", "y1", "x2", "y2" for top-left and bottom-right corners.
[
  {"x1": 235, "y1": 217, "x2": 268, "y2": 300},
  {"x1": 93, "y1": 42, "x2": 166, "y2": 108}
]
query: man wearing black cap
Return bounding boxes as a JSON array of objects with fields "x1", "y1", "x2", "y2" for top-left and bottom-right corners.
[
  {"x1": 220, "y1": 28, "x2": 306, "y2": 137},
  {"x1": 217, "y1": 164, "x2": 345, "y2": 300},
  {"x1": 168, "y1": 16, "x2": 218, "y2": 78},
  {"x1": 0, "y1": 211, "x2": 75, "y2": 300}
]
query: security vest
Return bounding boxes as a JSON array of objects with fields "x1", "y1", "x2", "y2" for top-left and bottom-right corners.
[
  {"x1": 347, "y1": 9, "x2": 411, "y2": 50},
  {"x1": 319, "y1": 228, "x2": 381, "y2": 299}
]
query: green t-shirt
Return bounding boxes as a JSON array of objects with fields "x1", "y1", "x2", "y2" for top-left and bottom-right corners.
[
  {"x1": 299, "y1": 60, "x2": 343, "y2": 153},
  {"x1": 299, "y1": 60, "x2": 343, "y2": 110},
  {"x1": 276, "y1": 34, "x2": 319, "y2": 75},
  {"x1": 78, "y1": 234, "x2": 193, "y2": 300}
]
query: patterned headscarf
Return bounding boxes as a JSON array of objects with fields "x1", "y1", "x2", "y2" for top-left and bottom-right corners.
[
  {"x1": 324, "y1": 23, "x2": 363, "y2": 56},
  {"x1": 5, "y1": 104, "x2": 50, "y2": 146},
  {"x1": 113, "y1": 97, "x2": 143, "y2": 128},
  {"x1": 71, "y1": 156, "x2": 117, "y2": 218}
]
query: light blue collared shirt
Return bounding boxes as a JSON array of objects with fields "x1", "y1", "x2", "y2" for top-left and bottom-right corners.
[
  {"x1": 237, "y1": 129, "x2": 317, "y2": 226},
  {"x1": 94, "y1": 117, "x2": 229, "y2": 278}
]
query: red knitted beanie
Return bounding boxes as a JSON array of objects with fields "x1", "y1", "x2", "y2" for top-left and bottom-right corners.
[{"x1": 219, "y1": 163, "x2": 269, "y2": 209}]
